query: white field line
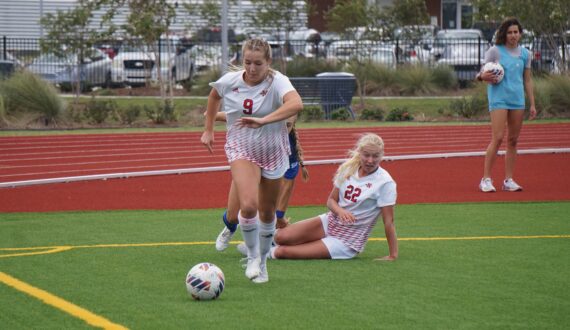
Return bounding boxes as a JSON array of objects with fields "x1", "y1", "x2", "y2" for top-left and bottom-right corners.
[{"x1": 1, "y1": 148, "x2": 569, "y2": 188}]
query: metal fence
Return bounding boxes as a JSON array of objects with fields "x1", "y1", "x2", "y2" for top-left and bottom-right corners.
[{"x1": 1, "y1": 35, "x2": 567, "y2": 90}]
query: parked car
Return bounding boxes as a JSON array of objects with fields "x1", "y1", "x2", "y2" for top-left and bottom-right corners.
[
  {"x1": 327, "y1": 40, "x2": 397, "y2": 68},
  {"x1": 393, "y1": 25, "x2": 439, "y2": 64},
  {"x1": 27, "y1": 48, "x2": 112, "y2": 91},
  {"x1": 0, "y1": 52, "x2": 22, "y2": 78},
  {"x1": 430, "y1": 29, "x2": 487, "y2": 62},
  {"x1": 0, "y1": 59, "x2": 16, "y2": 78},
  {"x1": 282, "y1": 28, "x2": 322, "y2": 58},
  {"x1": 189, "y1": 44, "x2": 236, "y2": 74},
  {"x1": 553, "y1": 42, "x2": 570, "y2": 73},
  {"x1": 436, "y1": 41, "x2": 489, "y2": 84},
  {"x1": 526, "y1": 31, "x2": 569, "y2": 73},
  {"x1": 110, "y1": 39, "x2": 194, "y2": 86},
  {"x1": 368, "y1": 45, "x2": 398, "y2": 69}
]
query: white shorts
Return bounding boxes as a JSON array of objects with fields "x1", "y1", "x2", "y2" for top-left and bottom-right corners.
[
  {"x1": 261, "y1": 161, "x2": 289, "y2": 180},
  {"x1": 319, "y1": 213, "x2": 358, "y2": 259}
]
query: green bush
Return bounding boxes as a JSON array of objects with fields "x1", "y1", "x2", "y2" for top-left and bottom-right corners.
[
  {"x1": 396, "y1": 65, "x2": 437, "y2": 95},
  {"x1": 190, "y1": 69, "x2": 221, "y2": 96},
  {"x1": 545, "y1": 75, "x2": 570, "y2": 116},
  {"x1": 145, "y1": 100, "x2": 178, "y2": 124},
  {"x1": 359, "y1": 106, "x2": 385, "y2": 121},
  {"x1": 116, "y1": 105, "x2": 142, "y2": 125},
  {"x1": 364, "y1": 64, "x2": 399, "y2": 96},
  {"x1": 430, "y1": 65, "x2": 458, "y2": 90},
  {"x1": 300, "y1": 106, "x2": 324, "y2": 121},
  {"x1": 0, "y1": 71, "x2": 64, "y2": 124},
  {"x1": 279, "y1": 58, "x2": 341, "y2": 77},
  {"x1": 386, "y1": 107, "x2": 414, "y2": 121},
  {"x1": 84, "y1": 97, "x2": 117, "y2": 124},
  {"x1": 448, "y1": 95, "x2": 487, "y2": 119},
  {"x1": 330, "y1": 107, "x2": 351, "y2": 121},
  {"x1": 0, "y1": 95, "x2": 6, "y2": 127}
]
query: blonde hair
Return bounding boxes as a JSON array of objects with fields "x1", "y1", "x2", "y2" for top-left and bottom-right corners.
[
  {"x1": 333, "y1": 133, "x2": 384, "y2": 186},
  {"x1": 229, "y1": 38, "x2": 275, "y2": 78}
]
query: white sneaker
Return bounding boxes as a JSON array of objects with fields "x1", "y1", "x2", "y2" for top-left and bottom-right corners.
[
  {"x1": 503, "y1": 178, "x2": 523, "y2": 192},
  {"x1": 241, "y1": 256, "x2": 261, "y2": 279},
  {"x1": 215, "y1": 227, "x2": 235, "y2": 251},
  {"x1": 479, "y1": 178, "x2": 496, "y2": 192},
  {"x1": 252, "y1": 263, "x2": 268, "y2": 284},
  {"x1": 236, "y1": 242, "x2": 248, "y2": 257}
]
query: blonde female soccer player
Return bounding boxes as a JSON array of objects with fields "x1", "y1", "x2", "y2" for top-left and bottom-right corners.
[
  {"x1": 215, "y1": 115, "x2": 309, "y2": 254},
  {"x1": 267, "y1": 133, "x2": 398, "y2": 261},
  {"x1": 201, "y1": 38, "x2": 303, "y2": 283}
]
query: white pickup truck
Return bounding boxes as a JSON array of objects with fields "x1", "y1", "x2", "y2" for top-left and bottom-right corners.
[{"x1": 111, "y1": 40, "x2": 194, "y2": 86}]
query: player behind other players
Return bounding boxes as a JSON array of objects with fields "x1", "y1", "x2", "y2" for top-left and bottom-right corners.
[
  {"x1": 201, "y1": 38, "x2": 303, "y2": 283},
  {"x1": 475, "y1": 17, "x2": 537, "y2": 192},
  {"x1": 270, "y1": 133, "x2": 398, "y2": 261}
]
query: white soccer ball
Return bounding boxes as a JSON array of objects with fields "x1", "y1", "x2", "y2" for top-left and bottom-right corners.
[
  {"x1": 482, "y1": 62, "x2": 504, "y2": 83},
  {"x1": 185, "y1": 262, "x2": 225, "y2": 301}
]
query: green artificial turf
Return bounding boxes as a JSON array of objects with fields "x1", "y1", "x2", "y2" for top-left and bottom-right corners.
[{"x1": 1, "y1": 202, "x2": 569, "y2": 329}]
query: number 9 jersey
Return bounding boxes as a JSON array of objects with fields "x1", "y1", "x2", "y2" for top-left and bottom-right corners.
[{"x1": 210, "y1": 70, "x2": 296, "y2": 172}]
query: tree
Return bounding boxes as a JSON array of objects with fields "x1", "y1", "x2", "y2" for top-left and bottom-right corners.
[
  {"x1": 182, "y1": 0, "x2": 222, "y2": 31},
  {"x1": 120, "y1": 0, "x2": 177, "y2": 101},
  {"x1": 248, "y1": 0, "x2": 311, "y2": 72},
  {"x1": 325, "y1": 0, "x2": 368, "y2": 37},
  {"x1": 472, "y1": 0, "x2": 570, "y2": 73},
  {"x1": 40, "y1": 0, "x2": 110, "y2": 99},
  {"x1": 324, "y1": 0, "x2": 385, "y2": 107}
]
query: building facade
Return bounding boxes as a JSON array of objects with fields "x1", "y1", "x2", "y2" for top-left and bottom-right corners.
[{"x1": 0, "y1": 0, "x2": 474, "y2": 38}]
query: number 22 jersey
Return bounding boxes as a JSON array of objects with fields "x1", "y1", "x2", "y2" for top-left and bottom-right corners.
[
  {"x1": 327, "y1": 166, "x2": 397, "y2": 252},
  {"x1": 210, "y1": 70, "x2": 295, "y2": 171}
]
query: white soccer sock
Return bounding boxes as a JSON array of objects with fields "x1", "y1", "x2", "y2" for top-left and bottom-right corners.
[
  {"x1": 269, "y1": 245, "x2": 278, "y2": 259},
  {"x1": 258, "y1": 218, "x2": 276, "y2": 263},
  {"x1": 238, "y1": 212, "x2": 259, "y2": 258}
]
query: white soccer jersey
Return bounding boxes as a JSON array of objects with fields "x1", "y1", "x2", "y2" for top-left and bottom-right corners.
[
  {"x1": 327, "y1": 166, "x2": 397, "y2": 252},
  {"x1": 210, "y1": 70, "x2": 295, "y2": 170}
]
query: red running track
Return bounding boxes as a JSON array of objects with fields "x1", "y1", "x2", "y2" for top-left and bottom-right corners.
[
  {"x1": 0, "y1": 123, "x2": 569, "y2": 212},
  {"x1": 0, "y1": 153, "x2": 569, "y2": 212},
  {"x1": 1, "y1": 123, "x2": 569, "y2": 184}
]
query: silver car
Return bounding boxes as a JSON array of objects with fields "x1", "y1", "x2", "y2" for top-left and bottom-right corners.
[
  {"x1": 437, "y1": 41, "x2": 489, "y2": 83},
  {"x1": 430, "y1": 29, "x2": 487, "y2": 62},
  {"x1": 27, "y1": 48, "x2": 112, "y2": 91}
]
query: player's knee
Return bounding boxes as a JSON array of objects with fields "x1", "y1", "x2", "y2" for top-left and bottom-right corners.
[
  {"x1": 274, "y1": 229, "x2": 285, "y2": 245},
  {"x1": 258, "y1": 209, "x2": 275, "y2": 221},
  {"x1": 273, "y1": 245, "x2": 289, "y2": 259},
  {"x1": 492, "y1": 136, "x2": 504, "y2": 147},
  {"x1": 239, "y1": 202, "x2": 257, "y2": 218}
]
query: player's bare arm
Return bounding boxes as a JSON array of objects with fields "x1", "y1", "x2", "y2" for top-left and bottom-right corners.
[
  {"x1": 524, "y1": 69, "x2": 537, "y2": 120},
  {"x1": 326, "y1": 187, "x2": 356, "y2": 224},
  {"x1": 375, "y1": 206, "x2": 398, "y2": 261},
  {"x1": 238, "y1": 90, "x2": 303, "y2": 128},
  {"x1": 201, "y1": 88, "x2": 222, "y2": 153}
]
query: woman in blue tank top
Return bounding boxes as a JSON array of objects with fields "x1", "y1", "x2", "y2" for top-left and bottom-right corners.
[{"x1": 475, "y1": 17, "x2": 537, "y2": 193}]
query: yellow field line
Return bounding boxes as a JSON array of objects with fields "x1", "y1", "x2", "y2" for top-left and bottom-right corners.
[
  {"x1": 0, "y1": 246, "x2": 74, "y2": 258},
  {"x1": 0, "y1": 271, "x2": 128, "y2": 330},
  {"x1": 1, "y1": 235, "x2": 568, "y2": 259}
]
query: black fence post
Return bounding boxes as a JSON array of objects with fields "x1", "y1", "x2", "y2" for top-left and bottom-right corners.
[{"x1": 2, "y1": 36, "x2": 6, "y2": 60}]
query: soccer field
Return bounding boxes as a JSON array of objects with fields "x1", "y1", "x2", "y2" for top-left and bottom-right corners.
[{"x1": 1, "y1": 202, "x2": 569, "y2": 329}]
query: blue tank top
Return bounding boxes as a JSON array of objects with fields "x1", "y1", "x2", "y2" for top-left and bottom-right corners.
[{"x1": 488, "y1": 45, "x2": 528, "y2": 110}]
